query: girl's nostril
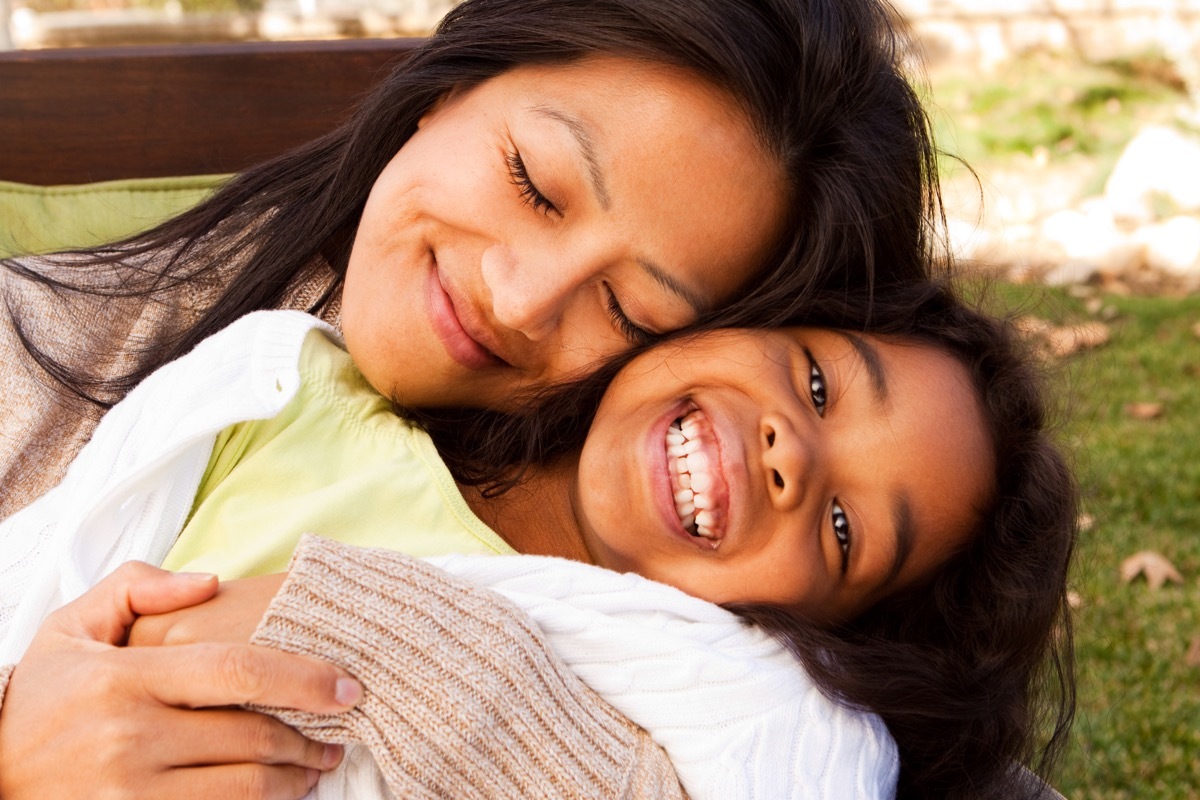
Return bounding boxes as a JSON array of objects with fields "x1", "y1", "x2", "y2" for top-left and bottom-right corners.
[
  {"x1": 773, "y1": 470, "x2": 784, "y2": 488},
  {"x1": 766, "y1": 431, "x2": 775, "y2": 447}
]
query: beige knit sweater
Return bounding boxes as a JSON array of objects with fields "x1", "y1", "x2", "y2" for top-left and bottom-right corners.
[{"x1": 0, "y1": 251, "x2": 686, "y2": 798}]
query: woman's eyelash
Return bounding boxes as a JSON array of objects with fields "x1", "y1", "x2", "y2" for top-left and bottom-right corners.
[
  {"x1": 832, "y1": 501, "x2": 852, "y2": 574},
  {"x1": 505, "y1": 151, "x2": 559, "y2": 216},
  {"x1": 804, "y1": 349, "x2": 828, "y2": 416},
  {"x1": 604, "y1": 285, "x2": 656, "y2": 346}
]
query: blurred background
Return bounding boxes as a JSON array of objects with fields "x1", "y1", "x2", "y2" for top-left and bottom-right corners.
[{"x1": 4, "y1": 1, "x2": 1199, "y2": 796}]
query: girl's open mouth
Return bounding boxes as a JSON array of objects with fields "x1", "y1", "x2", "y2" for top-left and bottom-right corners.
[{"x1": 665, "y1": 407, "x2": 729, "y2": 549}]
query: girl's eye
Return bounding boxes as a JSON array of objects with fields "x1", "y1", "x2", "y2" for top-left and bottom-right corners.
[
  {"x1": 604, "y1": 284, "x2": 656, "y2": 346},
  {"x1": 506, "y1": 151, "x2": 559, "y2": 217},
  {"x1": 805, "y1": 352, "x2": 827, "y2": 416},
  {"x1": 832, "y1": 501, "x2": 852, "y2": 574}
]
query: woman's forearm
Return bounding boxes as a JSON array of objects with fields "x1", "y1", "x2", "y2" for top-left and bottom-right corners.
[{"x1": 253, "y1": 536, "x2": 688, "y2": 800}]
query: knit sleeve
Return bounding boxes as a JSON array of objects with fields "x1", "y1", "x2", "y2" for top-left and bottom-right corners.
[{"x1": 251, "y1": 536, "x2": 687, "y2": 800}]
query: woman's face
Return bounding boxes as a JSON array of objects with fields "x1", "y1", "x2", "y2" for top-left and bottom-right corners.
[
  {"x1": 575, "y1": 328, "x2": 994, "y2": 623},
  {"x1": 342, "y1": 56, "x2": 789, "y2": 409}
]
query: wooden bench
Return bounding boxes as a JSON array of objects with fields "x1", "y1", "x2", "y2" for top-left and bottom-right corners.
[{"x1": 0, "y1": 38, "x2": 421, "y2": 185}]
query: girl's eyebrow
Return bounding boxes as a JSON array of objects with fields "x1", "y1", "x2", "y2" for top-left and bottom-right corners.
[
  {"x1": 839, "y1": 331, "x2": 889, "y2": 406},
  {"x1": 885, "y1": 491, "x2": 915, "y2": 587}
]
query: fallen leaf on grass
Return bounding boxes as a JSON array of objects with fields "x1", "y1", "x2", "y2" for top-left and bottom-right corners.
[
  {"x1": 1188, "y1": 636, "x2": 1200, "y2": 668},
  {"x1": 1120, "y1": 551, "x2": 1184, "y2": 590},
  {"x1": 1044, "y1": 322, "x2": 1111, "y2": 357},
  {"x1": 1124, "y1": 402, "x2": 1164, "y2": 420}
]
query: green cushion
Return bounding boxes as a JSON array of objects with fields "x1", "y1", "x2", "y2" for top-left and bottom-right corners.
[{"x1": 0, "y1": 174, "x2": 229, "y2": 259}]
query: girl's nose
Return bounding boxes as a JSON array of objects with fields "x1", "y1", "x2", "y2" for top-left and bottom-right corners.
[
  {"x1": 482, "y1": 242, "x2": 599, "y2": 341},
  {"x1": 760, "y1": 413, "x2": 814, "y2": 511}
]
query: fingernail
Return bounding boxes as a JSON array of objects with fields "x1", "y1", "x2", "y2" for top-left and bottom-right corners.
[
  {"x1": 321, "y1": 743, "x2": 344, "y2": 769},
  {"x1": 175, "y1": 571, "x2": 218, "y2": 582},
  {"x1": 335, "y1": 677, "x2": 362, "y2": 707},
  {"x1": 306, "y1": 768, "x2": 320, "y2": 788}
]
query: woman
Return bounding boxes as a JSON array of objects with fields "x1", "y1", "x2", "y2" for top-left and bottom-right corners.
[{"x1": 0, "y1": 0, "x2": 944, "y2": 796}]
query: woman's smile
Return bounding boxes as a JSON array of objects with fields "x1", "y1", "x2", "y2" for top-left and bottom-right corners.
[
  {"x1": 426, "y1": 266, "x2": 500, "y2": 370},
  {"x1": 339, "y1": 56, "x2": 788, "y2": 411}
]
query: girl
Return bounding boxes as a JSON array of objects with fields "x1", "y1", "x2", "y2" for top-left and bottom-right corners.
[
  {"x1": 1, "y1": 0, "x2": 945, "y2": 795},
  {"x1": 1, "y1": 282, "x2": 1077, "y2": 799}
]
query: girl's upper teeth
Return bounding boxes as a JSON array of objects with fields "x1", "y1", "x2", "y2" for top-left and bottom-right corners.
[{"x1": 666, "y1": 409, "x2": 726, "y2": 546}]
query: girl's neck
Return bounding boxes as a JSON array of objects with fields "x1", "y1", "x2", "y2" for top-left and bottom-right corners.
[{"x1": 457, "y1": 456, "x2": 592, "y2": 563}]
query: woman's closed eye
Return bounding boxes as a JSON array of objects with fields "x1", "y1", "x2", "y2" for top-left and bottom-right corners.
[
  {"x1": 832, "y1": 501, "x2": 852, "y2": 575},
  {"x1": 506, "y1": 150, "x2": 560, "y2": 217},
  {"x1": 604, "y1": 284, "x2": 656, "y2": 346}
]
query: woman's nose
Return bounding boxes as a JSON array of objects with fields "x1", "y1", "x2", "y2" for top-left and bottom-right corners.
[
  {"x1": 760, "y1": 413, "x2": 814, "y2": 511},
  {"x1": 482, "y1": 242, "x2": 599, "y2": 341}
]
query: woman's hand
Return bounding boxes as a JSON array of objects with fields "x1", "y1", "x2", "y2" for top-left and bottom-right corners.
[
  {"x1": 0, "y1": 563, "x2": 358, "y2": 800},
  {"x1": 129, "y1": 572, "x2": 287, "y2": 647}
]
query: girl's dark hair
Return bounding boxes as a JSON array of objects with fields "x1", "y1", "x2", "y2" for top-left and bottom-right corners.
[
  {"x1": 5, "y1": 0, "x2": 941, "y2": 409},
  {"x1": 427, "y1": 280, "x2": 1077, "y2": 799},
  {"x1": 733, "y1": 281, "x2": 1079, "y2": 800}
]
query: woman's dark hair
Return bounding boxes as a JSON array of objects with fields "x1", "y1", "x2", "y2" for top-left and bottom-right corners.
[
  {"x1": 6, "y1": 0, "x2": 942, "y2": 409},
  {"x1": 428, "y1": 279, "x2": 1077, "y2": 799}
]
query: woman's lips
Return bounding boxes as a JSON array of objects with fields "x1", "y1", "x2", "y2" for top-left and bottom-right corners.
[{"x1": 426, "y1": 265, "x2": 507, "y2": 370}]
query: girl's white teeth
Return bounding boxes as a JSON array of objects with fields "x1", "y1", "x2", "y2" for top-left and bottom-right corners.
[{"x1": 666, "y1": 411, "x2": 724, "y2": 543}]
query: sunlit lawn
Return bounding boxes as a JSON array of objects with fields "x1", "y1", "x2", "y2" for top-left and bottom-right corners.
[{"x1": 988, "y1": 284, "x2": 1200, "y2": 798}]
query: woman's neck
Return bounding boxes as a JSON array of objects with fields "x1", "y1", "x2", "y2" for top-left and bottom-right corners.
[{"x1": 457, "y1": 456, "x2": 592, "y2": 563}]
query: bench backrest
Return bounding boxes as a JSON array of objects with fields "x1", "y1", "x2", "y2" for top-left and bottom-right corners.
[{"x1": 0, "y1": 38, "x2": 420, "y2": 185}]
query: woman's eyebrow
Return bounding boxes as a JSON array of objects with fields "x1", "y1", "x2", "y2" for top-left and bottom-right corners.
[
  {"x1": 531, "y1": 104, "x2": 709, "y2": 315},
  {"x1": 531, "y1": 105, "x2": 611, "y2": 209}
]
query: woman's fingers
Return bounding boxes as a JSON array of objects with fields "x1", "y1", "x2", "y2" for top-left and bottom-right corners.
[
  {"x1": 150, "y1": 707, "x2": 344, "y2": 770},
  {"x1": 0, "y1": 563, "x2": 358, "y2": 799},
  {"x1": 165, "y1": 764, "x2": 322, "y2": 800},
  {"x1": 44, "y1": 560, "x2": 219, "y2": 645},
  {"x1": 0, "y1": 647, "x2": 343, "y2": 799},
  {"x1": 133, "y1": 641, "x2": 362, "y2": 713}
]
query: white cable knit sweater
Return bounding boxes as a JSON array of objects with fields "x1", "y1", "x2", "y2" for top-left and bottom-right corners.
[{"x1": 0, "y1": 310, "x2": 898, "y2": 799}]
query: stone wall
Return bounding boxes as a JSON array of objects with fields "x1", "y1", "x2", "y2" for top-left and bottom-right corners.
[{"x1": 894, "y1": 0, "x2": 1200, "y2": 69}]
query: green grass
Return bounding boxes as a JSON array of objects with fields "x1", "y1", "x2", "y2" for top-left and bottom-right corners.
[
  {"x1": 986, "y1": 283, "x2": 1200, "y2": 797},
  {"x1": 935, "y1": 51, "x2": 1200, "y2": 792}
]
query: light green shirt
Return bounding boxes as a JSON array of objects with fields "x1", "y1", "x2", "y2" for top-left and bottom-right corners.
[{"x1": 162, "y1": 329, "x2": 514, "y2": 579}]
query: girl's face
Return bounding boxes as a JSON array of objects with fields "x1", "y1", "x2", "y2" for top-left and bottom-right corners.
[
  {"x1": 342, "y1": 56, "x2": 788, "y2": 410},
  {"x1": 575, "y1": 328, "x2": 995, "y2": 623}
]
